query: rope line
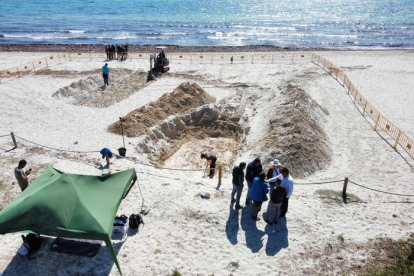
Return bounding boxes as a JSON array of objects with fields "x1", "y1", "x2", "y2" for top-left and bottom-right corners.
[
  {"x1": 349, "y1": 180, "x2": 414, "y2": 197},
  {"x1": 15, "y1": 135, "x2": 100, "y2": 154},
  {"x1": 295, "y1": 180, "x2": 343, "y2": 185},
  {"x1": 0, "y1": 134, "x2": 10, "y2": 138}
]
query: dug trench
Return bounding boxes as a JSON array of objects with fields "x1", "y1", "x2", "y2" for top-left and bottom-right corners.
[{"x1": 109, "y1": 79, "x2": 331, "y2": 177}]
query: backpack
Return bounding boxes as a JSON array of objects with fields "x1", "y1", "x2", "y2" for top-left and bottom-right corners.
[
  {"x1": 129, "y1": 214, "x2": 144, "y2": 228},
  {"x1": 21, "y1": 234, "x2": 43, "y2": 257}
]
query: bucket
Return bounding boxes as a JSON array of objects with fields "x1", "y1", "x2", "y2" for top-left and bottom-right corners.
[{"x1": 118, "y1": 147, "x2": 126, "y2": 157}]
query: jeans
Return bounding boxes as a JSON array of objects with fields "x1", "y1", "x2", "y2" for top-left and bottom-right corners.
[
  {"x1": 281, "y1": 196, "x2": 289, "y2": 217},
  {"x1": 265, "y1": 202, "x2": 282, "y2": 224},
  {"x1": 103, "y1": 73, "x2": 109, "y2": 85},
  {"x1": 252, "y1": 201, "x2": 263, "y2": 219},
  {"x1": 231, "y1": 184, "x2": 243, "y2": 205},
  {"x1": 245, "y1": 180, "x2": 253, "y2": 202}
]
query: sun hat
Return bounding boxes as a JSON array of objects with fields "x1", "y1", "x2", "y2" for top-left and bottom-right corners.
[{"x1": 270, "y1": 159, "x2": 280, "y2": 166}]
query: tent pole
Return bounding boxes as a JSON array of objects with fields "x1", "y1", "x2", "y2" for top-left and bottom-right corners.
[{"x1": 104, "y1": 236, "x2": 122, "y2": 275}]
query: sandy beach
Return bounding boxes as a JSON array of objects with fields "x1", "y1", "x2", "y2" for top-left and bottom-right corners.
[{"x1": 0, "y1": 49, "x2": 413, "y2": 276}]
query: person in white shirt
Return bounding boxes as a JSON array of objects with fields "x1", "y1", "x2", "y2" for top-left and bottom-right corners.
[
  {"x1": 266, "y1": 159, "x2": 282, "y2": 195},
  {"x1": 266, "y1": 167, "x2": 294, "y2": 218}
]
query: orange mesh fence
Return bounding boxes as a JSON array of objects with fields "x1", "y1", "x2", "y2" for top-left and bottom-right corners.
[{"x1": 312, "y1": 53, "x2": 414, "y2": 161}]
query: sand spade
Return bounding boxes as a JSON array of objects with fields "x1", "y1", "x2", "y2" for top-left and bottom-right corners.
[{"x1": 118, "y1": 117, "x2": 127, "y2": 157}]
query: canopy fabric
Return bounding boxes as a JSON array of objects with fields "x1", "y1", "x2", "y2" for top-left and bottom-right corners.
[{"x1": 0, "y1": 166, "x2": 137, "y2": 275}]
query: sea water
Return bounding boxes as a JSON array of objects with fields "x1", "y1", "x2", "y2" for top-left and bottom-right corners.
[{"x1": 1, "y1": 0, "x2": 413, "y2": 48}]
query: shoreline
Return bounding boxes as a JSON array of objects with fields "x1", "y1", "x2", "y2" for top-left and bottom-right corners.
[{"x1": 1, "y1": 44, "x2": 414, "y2": 53}]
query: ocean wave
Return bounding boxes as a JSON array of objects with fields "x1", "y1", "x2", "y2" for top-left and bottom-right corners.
[{"x1": 55, "y1": 30, "x2": 89, "y2": 34}]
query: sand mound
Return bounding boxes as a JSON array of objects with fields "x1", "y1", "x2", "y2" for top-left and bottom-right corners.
[
  {"x1": 259, "y1": 82, "x2": 331, "y2": 178},
  {"x1": 52, "y1": 68, "x2": 150, "y2": 108},
  {"x1": 136, "y1": 102, "x2": 242, "y2": 164},
  {"x1": 108, "y1": 82, "x2": 216, "y2": 137}
]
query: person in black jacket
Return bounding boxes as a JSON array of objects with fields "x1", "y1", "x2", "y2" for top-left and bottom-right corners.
[
  {"x1": 245, "y1": 158, "x2": 263, "y2": 205},
  {"x1": 264, "y1": 178, "x2": 285, "y2": 224},
  {"x1": 231, "y1": 162, "x2": 246, "y2": 209}
]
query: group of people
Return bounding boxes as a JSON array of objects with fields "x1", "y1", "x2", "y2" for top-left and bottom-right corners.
[
  {"x1": 105, "y1": 44, "x2": 129, "y2": 61},
  {"x1": 232, "y1": 158, "x2": 294, "y2": 225}
]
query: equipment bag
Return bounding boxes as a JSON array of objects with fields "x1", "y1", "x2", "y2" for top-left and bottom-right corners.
[{"x1": 128, "y1": 214, "x2": 144, "y2": 228}]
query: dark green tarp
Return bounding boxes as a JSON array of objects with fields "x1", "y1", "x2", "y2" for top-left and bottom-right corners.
[{"x1": 0, "y1": 166, "x2": 137, "y2": 275}]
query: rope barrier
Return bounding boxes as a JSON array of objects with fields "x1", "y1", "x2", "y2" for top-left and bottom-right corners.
[
  {"x1": 349, "y1": 180, "x2": 414, "y2": 197},
  {"x1": 295, "y1": 180, "x2": 343, "y2": 185},
  {"x1": 15, "y1": 135, "x2": 100, "y2": 154},
  {"x1": 0, "y1": 134, "x2": 10, "y2": 138}
]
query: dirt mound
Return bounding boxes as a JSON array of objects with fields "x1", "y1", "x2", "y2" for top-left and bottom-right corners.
[
  {"x1": 52, "y1": 68, "x2": 151, "y2": 108},
  {"x1": 260, "y1": 82, "x2": 331, "y2": 178},
  {"x1": 108, "y1": 82, "x2": 216, "y2": 137},
  {"x1": 136, "y1": 103, "x2": 242, "y2": 164}
]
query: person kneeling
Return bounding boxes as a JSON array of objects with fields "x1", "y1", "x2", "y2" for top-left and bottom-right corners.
[{"x1": 265, "y1": 178, "x2": 285, "y2": 225}]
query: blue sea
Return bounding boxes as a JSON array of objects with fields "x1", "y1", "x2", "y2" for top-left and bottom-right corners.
[{"x1": 1, "y1": 0, "x2": 414, "y2": 48}]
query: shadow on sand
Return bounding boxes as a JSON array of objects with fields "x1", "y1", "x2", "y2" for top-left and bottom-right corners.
[
  {"x1": 1, "y1": 230, "x2": 137, "y2": 276},
  {"x1": 226, "y1": 203, "x2": 289, "y2": 256}
]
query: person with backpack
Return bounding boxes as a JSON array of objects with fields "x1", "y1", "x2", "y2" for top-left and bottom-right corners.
[
  {"x1": 245, "y1": 158, "x2": 263, "y2": 205},
  {"x1": 264, "y1": 178, "x2": 286, "y2": 224},
  {"x1": 249, "y1": 172, "x2": 269, "y2": 221},
  {"x1": 231, "y1": 162, "x2": 246, "y2": 209}
]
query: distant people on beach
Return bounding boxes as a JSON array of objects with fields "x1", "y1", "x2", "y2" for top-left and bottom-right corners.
[
  {"x1": 201, "y1": 152, "x2": 217, "y2": 179},
  {"x1": 102, "y1": 63, "x2": 109, "y2": 86},
  {"x1": 105, "y1": 44, "x2": 128, "y2": 61},
  {"x1": 245, "y1": 158, "x2": 263, "y2": 206},
  {"x1": 14, "y1": 159, "x2": 31, "y2": 192},
  {"x1": 231, "y1": 162, "x2": 246, "y2": 209}
]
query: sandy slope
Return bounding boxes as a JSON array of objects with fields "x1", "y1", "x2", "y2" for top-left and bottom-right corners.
[{"x1": 0, "y1": 51, "x2": 413, "y2": 276}]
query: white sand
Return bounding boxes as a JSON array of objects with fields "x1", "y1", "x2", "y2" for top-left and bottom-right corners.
[{"x1": 0, "y1": 50, "x2": 413, "y2": 275}]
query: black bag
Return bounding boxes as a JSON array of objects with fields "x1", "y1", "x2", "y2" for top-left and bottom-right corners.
[
  {"x1": 21, "y1": 234, "x2": 43, "y2": 257},
  {"x1": 129, "y1": 214, "x2": 144, "y2": 228}
]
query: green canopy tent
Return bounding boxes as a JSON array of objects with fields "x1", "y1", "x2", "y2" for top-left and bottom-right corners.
[{"x1": 0, "y1": 166, "x2": 137, "y2": 275}]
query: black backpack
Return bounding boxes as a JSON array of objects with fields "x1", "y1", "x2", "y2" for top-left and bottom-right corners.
[{"x1": 129, "y1": 214, "x2": 144, "y2": 228}]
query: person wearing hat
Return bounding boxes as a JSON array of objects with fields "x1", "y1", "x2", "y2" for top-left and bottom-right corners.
[
  {"x1": 102, "y1": 63, "x2": 110, "y2": 86},
  {"x1": 100, "y1": 148, "x2": 113, "y2": 167},
  {"x1": 266, "y1": 159, "x2": 283, "y2": 196}
]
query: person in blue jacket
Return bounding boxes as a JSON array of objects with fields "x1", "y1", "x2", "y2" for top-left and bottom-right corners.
[
  {"x1": 245, "y1": 158, "x2": 263, "y2": 206},
  {"x1": 100, "y1": 148, "x2": 113, "y2": 167},
  {"x1": 249, "y1": 171, "x2": 269, "y2": 221}
]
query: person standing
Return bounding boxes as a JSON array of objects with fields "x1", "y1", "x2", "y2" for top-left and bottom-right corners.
[
  {"x1": 102, "y1": 63, "x2": 109, "y2": 86},
  {"x1": 265, "y1": 178, "x2": 286, "y2": 225},
  {"x1": 14, "y1": 159, "x2": 31, "y2": 192},
  {"x1": 279, "y1": 167, "x2": 294, "y2": 217},
  {"x1": 267, "y1": 159, "x2": 282, "y2": 195},
  {"x1": 245, "y1": 158, "x2": 263, "y2": 205},
  {"x1": 231, "y1": 162, "x2": 246, "y2": 209},
  {"x1": 200, "y1": 152, "x2": 217, "y2": 178},
  {"x1": 249, "y1": 172, "x2": 269, "y2": 221}
]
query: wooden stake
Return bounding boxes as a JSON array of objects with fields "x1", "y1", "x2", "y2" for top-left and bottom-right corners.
[
  {"x1": 394, "y1": 130, "x2": 402, "y2": 148},
  {"x1": 218, "y1": 166, "x2": 222, "y2": 186},
  {"x1": 11, "y1": 132, "x2": 17, "y2": 148},
  {"x1": 374, "y1": 114, "x2": 381, "y2": 131},
  {"x1": 342, "y1": 177, "x2": 348, "y2": 202}
]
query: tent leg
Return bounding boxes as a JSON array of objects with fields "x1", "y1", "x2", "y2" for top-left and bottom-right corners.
[{"x1": 104, "y1": 236, "x2": 122, "y2": 276}]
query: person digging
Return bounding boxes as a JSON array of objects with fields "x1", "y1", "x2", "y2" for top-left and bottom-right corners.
[{"x1": 201, "y1": 152, "x2": 217, "y2": 179}]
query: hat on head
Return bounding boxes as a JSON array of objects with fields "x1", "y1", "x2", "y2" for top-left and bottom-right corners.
[{"x1": 270, "y1": 159, "x2": 280, "y2": 166}]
